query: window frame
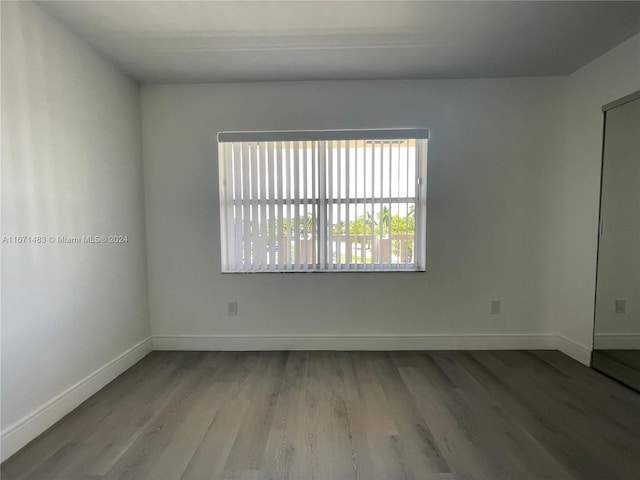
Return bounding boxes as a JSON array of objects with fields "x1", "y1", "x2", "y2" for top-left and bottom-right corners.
[{"x1": 218, "y1": 129, "x2": 428, "y2": 273}]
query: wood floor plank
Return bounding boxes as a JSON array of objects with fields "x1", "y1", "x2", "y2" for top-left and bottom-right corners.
[
  {"x1": 102, "y1": 352, "x2": 217, "y2": 480},
  {"x1": 592, "y1": 350, "x2": 640, "y2": 392},
  {"x1": 180, "y1": 393, "x2": 250, "y2": 479},
  {"x1": 519, "y1": 351, "x2": 640, "y2": 440},
  {"x1": 350, "y1": 352, "x2": 415, "y2": 480},
  {"x1": 459, "y1": 351, "x2": 640, "y2": 480},
  {"x1": 430, "y1": 351, "x2": 575, "y2": 479},
  {"x1": 2, "y1": 351, "x2": 188, "y2": 480},
  {"x1": 495, "y1": 350, "x2": 640, "y2": 469},
  {"x1": 285, "y1": 351, "x2": 336, "y2": 480},
  {"x1": 396, "y1": 358, "x2": 500, "y2": 479},
  {"x1": 3, "y1": 350, "x2": 640, "y2": 480},
  {"x1": 260, "y1": 351, "x2": 306, "y2": 479},
  {"x1": 141, "y1": 354, "x2": 241, "y2": 480},
  {"x1": 70, "y1": 352, "x2": 203, "y2": 478},
  {"x1": 309, "y1": 352, "x2": 360, "y2": 479},
  {"x1": 532, "y1": 349, "x2": 640, "y2": 429},
  {"x1": 221, "y1": 352, "x2": 288, "y2": 479},
  {"x1": 598, "y1": 350, "x2": 640, "y2": 370},
  {"x1": 374, "y1": 352, "x2": 451, "y2": 476}
]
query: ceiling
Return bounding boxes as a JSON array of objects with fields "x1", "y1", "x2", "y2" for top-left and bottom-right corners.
[{"x1": 38, "y1": 1, "x2": 640, "y2": 84}]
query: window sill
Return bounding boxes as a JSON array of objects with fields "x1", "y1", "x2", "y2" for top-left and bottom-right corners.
[{"x1": 221, "y1": 267, "x2": 426, "y2": 273}]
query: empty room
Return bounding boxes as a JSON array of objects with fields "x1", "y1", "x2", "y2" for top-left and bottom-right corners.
[{"x1": 2, "y1": 1, "x2": 640, "y2": 479}]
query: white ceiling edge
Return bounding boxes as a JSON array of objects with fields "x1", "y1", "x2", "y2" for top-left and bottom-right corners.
[{"x1": 36, "y1": 1, "x2": 640, "y2": 85}]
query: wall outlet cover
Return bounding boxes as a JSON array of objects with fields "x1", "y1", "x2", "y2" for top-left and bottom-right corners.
[{"x1": 490, "y1": 300, "x2": 501, "y2": 315}]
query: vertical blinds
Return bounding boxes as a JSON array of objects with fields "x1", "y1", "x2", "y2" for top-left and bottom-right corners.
[{"x1": 218, "y1": 129, "x2": 428, "y2": 272}]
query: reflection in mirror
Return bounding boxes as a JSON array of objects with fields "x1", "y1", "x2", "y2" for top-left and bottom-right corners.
[{"x1": 592, "y1": 91, "x2": 640, "y2": 391}]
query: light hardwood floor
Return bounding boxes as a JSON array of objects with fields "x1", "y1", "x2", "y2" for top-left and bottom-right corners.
[{"x1": 2, "y1": 350, "x2": 640, "y2": 480}]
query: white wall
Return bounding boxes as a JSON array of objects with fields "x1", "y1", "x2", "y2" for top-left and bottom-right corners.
[
  {"x1": 549, "y1": 34, "x2": 640, "y2": 353},
  {"x1": 141, "y1": 77, "x2": 568, "y2": 349},
  {"x1": 1, "y1": 2, "x2": 150, "y2": 460}
]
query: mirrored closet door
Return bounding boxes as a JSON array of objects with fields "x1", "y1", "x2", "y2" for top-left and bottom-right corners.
[{"x1": 592, "y1": 90, "x2": 640, "y2": 391}]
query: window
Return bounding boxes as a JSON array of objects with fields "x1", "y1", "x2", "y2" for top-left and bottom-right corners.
[{"x1": 218, "y1": 129, "x2": 428, "y2": 272}]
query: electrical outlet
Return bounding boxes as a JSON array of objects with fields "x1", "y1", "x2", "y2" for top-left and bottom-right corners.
[
  {"x1": 490, "y1": 300, "x2": 501, "y2": 315},
  {"x1": 227, "y1": 301, "x2": 238, "y2": 316},
  {"x1": 615, "y1": 299, "x2": 626, "y2": 314}
]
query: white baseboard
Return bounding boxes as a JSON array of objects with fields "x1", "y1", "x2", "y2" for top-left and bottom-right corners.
[
  {"x1": 593, "y1": 333, "x2": 640, "y2": 350},
  {"x1": 153, "y1": 333, "x2": 593, "y2": 365},
  {"x1": 152, "y1": 333, "x2": 559, "y2": 352},
  {"x1": 553, "y1": 335, "x2": 592, "y2": 366},
  {"x1": 0, "y1": 337, "x2": 152, "y2": 463}
]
